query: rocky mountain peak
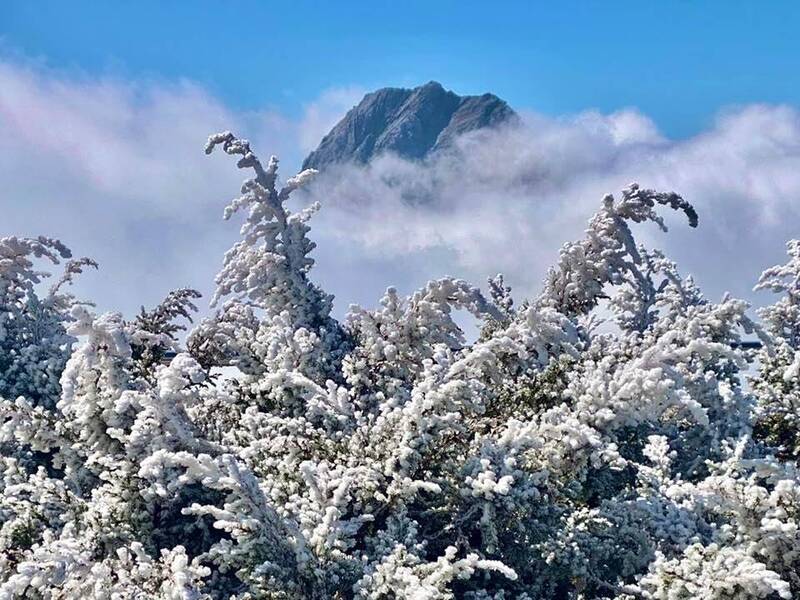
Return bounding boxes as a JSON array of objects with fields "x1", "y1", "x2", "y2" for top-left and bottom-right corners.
[{"x1": 302, "y1": 81, "x2": 517, "y2": 170}]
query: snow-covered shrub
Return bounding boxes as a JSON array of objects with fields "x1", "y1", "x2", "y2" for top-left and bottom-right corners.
[
  {"x1": 752, "y1": 241, "x2": 800, "y2": 462},
  {"x1": 1, "y1": 132, "x2": 799, "y2": 599},
  {"x1": 0, "y1": 237, "x2": 95, "y2": 410}
]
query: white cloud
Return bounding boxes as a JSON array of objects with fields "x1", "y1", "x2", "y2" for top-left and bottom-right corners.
[
  {"x1": 0, "y1": 59, "x2": 355, "y2": 318},
  {"x1": 0, "y1": 59, "x2": 261, "y2": 317},
  {"x1": 303, "y1": 104, "x2": 800, "y2": 308},
  {"x1": 1, "y1": 55, "x2": 799, "y2": 324}
]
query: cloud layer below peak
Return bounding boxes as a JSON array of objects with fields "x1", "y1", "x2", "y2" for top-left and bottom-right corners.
[
  {"x1": 306, "y1": 103, "x2": 800, "y2": 308},
  {"x1": 1, "y1": 56, "x2": 799, "y2": 322}
]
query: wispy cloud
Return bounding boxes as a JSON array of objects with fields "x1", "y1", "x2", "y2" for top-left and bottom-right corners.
[
  {"x1": 0, "y1": 58, "x2": 341, "y2": 316},
  {"x1": 0, "y1": 59, "x2": 255, "y2": 315}
]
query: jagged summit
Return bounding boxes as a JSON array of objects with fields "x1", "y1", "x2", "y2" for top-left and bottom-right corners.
[{"x1": 302, "y1": 81, "x2": 517, "y2": 170}]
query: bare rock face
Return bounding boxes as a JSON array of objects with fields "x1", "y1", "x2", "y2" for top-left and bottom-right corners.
[{"x1": 302, "y1": 81, "x2": 517, "y2": 170}]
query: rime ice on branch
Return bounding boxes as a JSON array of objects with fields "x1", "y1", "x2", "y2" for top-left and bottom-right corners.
[{"x1": 1, "y1": 135, "x2": 799, "y2": 599}]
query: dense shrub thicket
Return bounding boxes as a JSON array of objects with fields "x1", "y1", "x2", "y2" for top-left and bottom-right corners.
[{"x1": 1, "y1": 132, "x2": 799, "y2": 599}]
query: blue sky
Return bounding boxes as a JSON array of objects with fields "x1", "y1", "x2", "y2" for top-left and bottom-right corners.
[{"x1": 3, "y1": 1, "x2": 800, "y2": 138}]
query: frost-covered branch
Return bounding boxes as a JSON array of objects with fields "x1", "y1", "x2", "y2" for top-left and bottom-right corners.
[{"x1": 2, "y1": 138, "x2": 798, "y2": 599}]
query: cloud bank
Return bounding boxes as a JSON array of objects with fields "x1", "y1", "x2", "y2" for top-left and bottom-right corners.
[
  {"x1": 1, "y1": 56, "x2": 799, "y2": 323},
  {"x1": 0, "y1": 59, "x2": 358, "y2": 316},
  {"x1": 305, "y1": 105, "x2": 800, "y2": 307}
]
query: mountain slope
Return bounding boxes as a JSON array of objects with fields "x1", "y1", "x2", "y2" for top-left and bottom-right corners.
[{"x1": 302, "y1": 81, "x2": 517, "y2": 170}]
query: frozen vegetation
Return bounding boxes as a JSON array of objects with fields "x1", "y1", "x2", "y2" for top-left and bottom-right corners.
[{"x1": 1, "y1": 132, "x2": 799, "y2": 599}]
